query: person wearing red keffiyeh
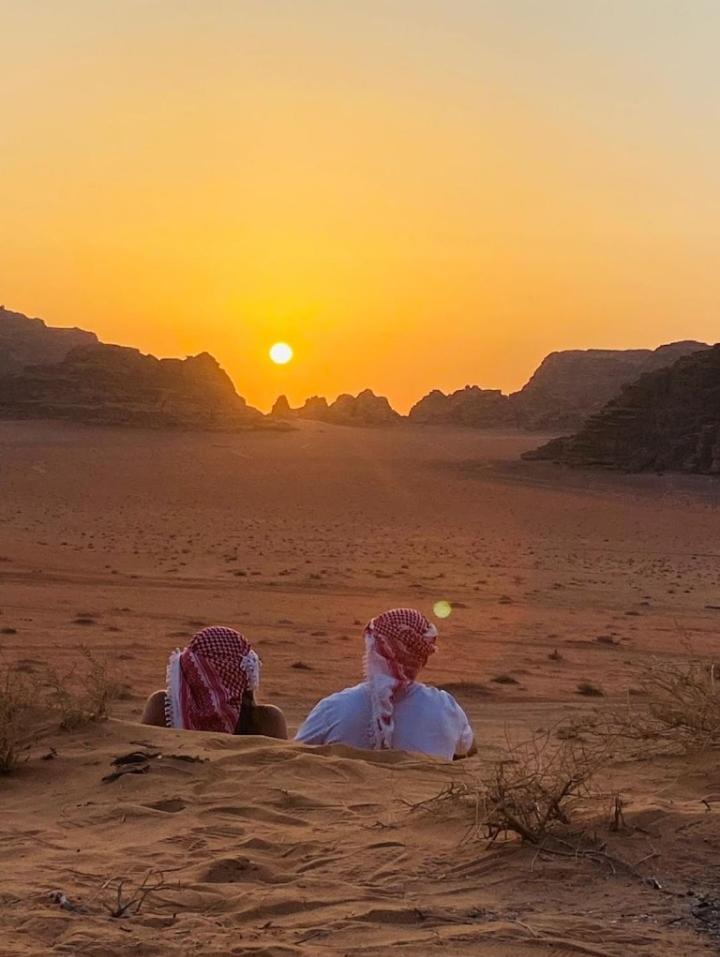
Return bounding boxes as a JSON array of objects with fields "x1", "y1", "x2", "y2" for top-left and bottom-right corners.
[
  {"x1": 142, "y1": 626, "x2": 287, "y2": 738},
  {"x1": 296, "y1": 608, "x2": 475, "y2": 761}
]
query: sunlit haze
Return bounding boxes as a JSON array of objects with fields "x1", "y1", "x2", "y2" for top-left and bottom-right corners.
[{"x1": 3, "y1": 1, "x2": 719, "y2": 411}]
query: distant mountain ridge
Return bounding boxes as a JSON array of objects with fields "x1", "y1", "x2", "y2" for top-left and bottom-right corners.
[
  {"x1": 271, "y1": 389, "x2": 401, "y2": 426},
  {"x1": 408, "y1": 387, "x2": 516, "y2": 427},
  {"x1": 1, "y1": 306, "x2": 712, "y2": 438},
  {"x1": 0, "y1": 308, "x2": 265, "y2": 430},
  {"x1": 0, "y1": 305, "x2": 98, "y2": 376},
  {"x1": 524, "y1": 345, "x2": 720, "y2": 474},
  {"x1": 509, "y1": 341, "x2": 710, "y2": 430},
  {"x1": 406, "y1": 341, "x2": 710, "y2": 430}
]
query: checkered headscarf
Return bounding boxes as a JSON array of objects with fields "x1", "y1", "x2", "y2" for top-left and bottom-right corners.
[
  {"x1": 166, "y1": 626, "x2": 261, "y2": 733},
  {"x1": 363, "y1": 608, "x2": 438, "y2": 749}
]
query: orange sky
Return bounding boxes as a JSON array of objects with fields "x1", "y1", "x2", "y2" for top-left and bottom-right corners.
[{"x1": 3, "y1": 1, "x2": 719, "y2": 412}]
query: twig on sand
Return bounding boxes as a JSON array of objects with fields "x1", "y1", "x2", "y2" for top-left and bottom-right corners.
[{"x1": 94, "y1": 870, "x2": 175, "y2": 918}]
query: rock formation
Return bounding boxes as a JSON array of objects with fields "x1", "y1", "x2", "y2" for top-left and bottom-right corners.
[
  {"x1": 270, "y1": 390, "x2": 400, "y2": 426},
  {"x1": 328, "y1": 389, "x2": 401, "y2": 425},
  {"x1": 406, "y1": 341, "x2": 709, "y2": 431},
  {"x1": 408, "y1": 386, "x2": 516, "y2": 427},
  {"x1": 300, "y1": 396, "x2": 332, "y2": 420},
  {"x1": 270, "y1": 395, "x2": 294, "y2": 419},
  {"x1": 0, "y1": 343, "x2": 264, "y2": 430},
  {"x1": 0, "y1": 306, "x2": 98, "y2": 376},
  {"x1": 524, "y1": 344, "x2": 720, "y2": 474},
  {"x1": 511, "y1": 341, "x2": 709, "y2": 430}
]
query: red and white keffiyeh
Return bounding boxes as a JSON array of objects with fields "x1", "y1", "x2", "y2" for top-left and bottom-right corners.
[
  {"x1": 165, "y1": 626, "x2": 261, "y2": 733},
  {"x1": 363, "y1": 608, "x2": 438, "y2": 750}
]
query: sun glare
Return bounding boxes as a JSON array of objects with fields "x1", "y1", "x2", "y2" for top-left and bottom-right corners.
[{"x1": 269, "y1": 342, "x2": 293, "y2": 365}]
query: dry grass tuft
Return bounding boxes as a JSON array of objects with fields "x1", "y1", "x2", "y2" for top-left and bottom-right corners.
[
  {"x1": 408, "y1": 731, "x2": 605, "y2": 846},
  {"x1": 644, "y1": 658, "x2": 720, "y2": 743},
  {"x1": 0, "y1": 664, "x2": 35, "y2": 773},
  {"x1": 97, "y1": 870, "x2": 174, "y2": 918},
  {"x1": 46, "y1": 646, "x2": 121, "y2": 730},
  {"x1": 574, "y1": 656, "x2": 720, "y2": 755}
]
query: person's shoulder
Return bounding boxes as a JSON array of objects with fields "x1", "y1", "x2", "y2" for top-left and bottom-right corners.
[
  {"x1": 141, "y1": 689, "x2": 168, "y2": 726},
  {"x1": 252, "y1": 703, "x2": 288, "y2": 739},
  {"x1": 316, "y1": 683, "x2": 368, "y2": 708},
  {"x1": 413, "y1": 684, "x2": 465, "y2": 711},
  {"x1": 255, "y1": 702, "x2": 285, "y2": 720}
]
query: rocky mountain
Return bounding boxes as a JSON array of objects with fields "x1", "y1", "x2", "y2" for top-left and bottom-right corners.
[
  {"x1": 405, "y1": 341, "x2": 709, "y2": 431},
  {"x1": 271, "y1": 394, "x2": 294, "y2": 419},
  {"x1": 271, "y1": 390, "x2": 400, "y2": 426},
  {"x1": 408, "y1": 386, "x2": 516, "y2": 427},
  {"x1": 0, "y1": 343, "x2": 264, "y2": 430},
  {"x1": 511, "y1": 341, "x2": 709, "y2": 430},
  {"x1": 329, "y1": 390, "x2": 401, "y2": 425},
  {"x1": 524, "y1": 344, "x2": 720, "y2": 474},
  {"x1": 0, "y1": 306, "x2": 98, "y2": 376}
]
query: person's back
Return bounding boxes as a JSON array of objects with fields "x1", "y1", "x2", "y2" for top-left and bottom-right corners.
[
  {"x1": 141, "y1": 625, "x2": 287, "y2": 739},
  {"x1": 295, "y1": 608, "x2": 475, "y2": 761},
  {"x1": 296, "y1": 680, "x2": 473, "y2": 761}
]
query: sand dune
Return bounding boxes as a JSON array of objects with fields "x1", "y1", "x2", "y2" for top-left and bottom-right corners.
[
  {"x1": 2, "y1": 720, "x2": 718, "y2": 956},
  {"x1": 1, "y1": 419, "x2": 719, "y2": 954}
]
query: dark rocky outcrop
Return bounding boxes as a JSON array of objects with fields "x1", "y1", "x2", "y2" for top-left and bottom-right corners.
[
  {"x1": 405, "y1": 342, "x2": 709, "y2": 431},
  {"x1": 270, "y1": 390, "x2": 400, "y2": 426},
  {"x1": 511, "y1": 341, "x2": 709, "y2": 431},
  {"x1": 300, "y1": 396, "x2": 332, "y2": 421},
  {"x1": 524, "y1": 345, "x2": 720, "y2": 474},
  {"x1": 271, "y1": 394, "x2": 294, "y2": 419},
  {"x1": 0, "y1": 343, "x2": 264, "y2": 430},
  {"x1": 269, "y1": 395, "x2": 331, "y2": 422},
  {"x1": 0, "y1": 306, "x2": 98, "y2": 376},
  {"x1": 408, "y1": 386, "x2": 516, "y2": 427},
  {"x1": 328, "y1": 389, "x2": 401, "y2": 425}
]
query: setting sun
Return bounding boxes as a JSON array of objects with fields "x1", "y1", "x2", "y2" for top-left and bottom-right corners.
[{"x1": 269, "y1": 342, "x2": 294, "y2": 366}]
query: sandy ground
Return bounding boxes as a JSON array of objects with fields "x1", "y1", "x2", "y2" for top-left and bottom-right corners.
[{"x1": 1, "y1": 419, "x2": 719, "y2": 955}]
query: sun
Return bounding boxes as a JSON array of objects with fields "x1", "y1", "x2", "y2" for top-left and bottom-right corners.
[{"x1": 269, "y1": 342, "x2": 293, "y2": 365}]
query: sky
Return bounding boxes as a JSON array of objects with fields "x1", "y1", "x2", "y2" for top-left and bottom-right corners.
[{"x1": 2, "y1": 1, "x2": 719, "y2": 412}]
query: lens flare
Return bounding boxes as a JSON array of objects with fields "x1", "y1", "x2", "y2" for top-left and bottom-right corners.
[
  {"x1": 433, "y1": 600, "x2": 452, "y2": 619},
  {"x1": 269, "y1": 342, "x2": 293, "y2": 365}
]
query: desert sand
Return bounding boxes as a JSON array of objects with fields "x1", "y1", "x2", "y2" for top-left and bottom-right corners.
[{"x1": 1, "y1": 419, "x2": 719, "y2": 956}]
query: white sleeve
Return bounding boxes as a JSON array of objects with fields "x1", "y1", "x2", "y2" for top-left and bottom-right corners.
[
  {"x1": 451, "y1": 697, "x2": 474, "y2": 756},
  {"x1": 295, "y1": 696, "x2": 333, "y2": 745}
]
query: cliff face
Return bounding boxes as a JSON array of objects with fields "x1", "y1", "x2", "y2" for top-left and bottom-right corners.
[
  {"x1": 270, "y1": 390, "x2": 400, "y2": 425},
  {"x1": 271, "y1": 395, "x2": 294, "y2": 419},
  {"x1": 0, "y1": 344, "x2": 264, "y2": 430},
  {"x1": 0, "y1": 306, "x2": 98, "y2": 376},
  {"x1": 408, "y1": 386, "x2": 516, "y2": 427},
  {"x1": 404, "y1": 342, "x2": 709, "y2": 431},
  {"x1": 524, "y1": 345, "x2": 720, "y2": 474},
  {"x1": 511, "y1": 341, "x2": 709, "y2": 430},
  {"x1": 329, "y1": 389, "x2": 401, "y2": 425}
]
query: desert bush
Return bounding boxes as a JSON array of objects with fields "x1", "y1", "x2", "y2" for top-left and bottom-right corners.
[
  {"x1": 569, "y1": 656, "x2": 720, "y2": 754},
  {"x1": 643, "y1": 658, "x2": 720, "y2": 742},
  {"x1": 46, "y1": 646, "x2": 121, "y2": 730},
  {"x1": 98, "y1": 870, "x2": 172, "y2": 918},
  {"x1": 409, "y1": 731, "x2": 605, "y2": 846},
  {"x1": 0, "y1": 665, "x2": 35, "y2": 773}
]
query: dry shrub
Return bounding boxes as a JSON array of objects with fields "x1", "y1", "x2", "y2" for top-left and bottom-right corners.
[
  {"x1": 574, "y1": 656, "x2": 720, "y2": 755},
  {"x1": 410, "y1": 731, "x2": 605, "y2": 846},
  {"x1": 644, "y1": 658, "x2": 720, "y2": 743},
  {"x1": 97, "y1": 871, "x2": 172, "y2": 918},
  {"x1": 0, "y1": 665, "x2": 35, "y2": 773},
  {"x1": 46, "y1": 646, "x2": 121, "y2": 730}
]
